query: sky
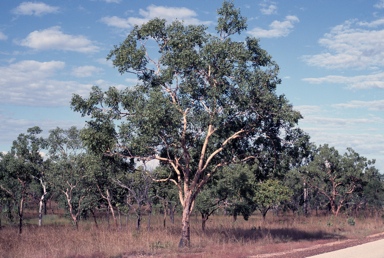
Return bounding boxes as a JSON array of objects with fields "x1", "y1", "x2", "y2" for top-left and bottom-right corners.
[{"x1": 0, "y1": 0, "x2": 383, "y2": 172}]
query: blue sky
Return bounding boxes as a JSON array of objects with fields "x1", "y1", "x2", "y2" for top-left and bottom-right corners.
[{"x1": 0, "y1": 0, "x2": 383, "y2": 172}]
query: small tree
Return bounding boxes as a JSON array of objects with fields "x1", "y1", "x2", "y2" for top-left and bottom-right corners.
[
  {"x1": 47, "y1": 127, "x2": 92, "y2": 229},
  {"x1": 152, "y1": 167, "x2": 179, "y2": 228},
  {"x1": 304, "y1": 145, "x2": 368, "y2": 216},
  {"x1": 253, "y1": 179, "x2": 292, "y2": 220},
  {"x1": 113, "y1": 166, "x2": 153, "y2": 230},
  {"x1": 195, "y1": 181, "x2": 226, "y2": 231},
  {"x1": 71, "y1": 1, "x2": 301, "y2": 246},
  {"x1": 0, "y1": 127, "x2": 45, "y2": 233}
]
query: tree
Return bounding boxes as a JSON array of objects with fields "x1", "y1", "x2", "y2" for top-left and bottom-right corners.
[
  {"x1": 304, "y1": 145, "x2": 369, "y2": 216},
  {"x1": 195, "y1": 180, "x2": 226, "y2": 231},
  {"x1": 253, "y1": 179, "x2": 292, "y2": 220},
  {"x1": 0, "y1": 153, "x2": 18, "y2": 226},
  {"x1": 281, "y1": 129, "x2": 314, "y2": 215},
  {"x1": 71, "y1": 1, "x2": 301, "y2": 247},
  {"x1": 113, "y1": 166, "x2": 154, "y2": 230},
  {"x1": 152, "y1": 167, "x2": 179, "y2": 228},
  {"x1": 47, "y1": 127, "x2": 93, "y2": 229},
  {"x1": 0, "y1": 127, "x2": 46, "y2": 233},
  {"x1": 350, "y1": 160, "x2": 383, "y2": 217}
]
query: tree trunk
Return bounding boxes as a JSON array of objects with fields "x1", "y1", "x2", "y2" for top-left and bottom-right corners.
[
  {"x1": 18, "y1": 196, "x2": 24, "y2": 234},
  {"x1": 303, "y1": 182, "x2": 309, "y2": 216},
  {"x1": 136, "y1": 213, "x2": 141, "y2": 230},
  {"x1": 38, "y1": 179, "x2": 47, "y2": 227},
  {"x1": 179, "y1": 195, "x2": 193, "y2": 248},
  {"x1": 330, "y1": 199, "x2": 337, "y2": 216},
  {"x1": 261, "y1": 207, "x2": 270, "y2": 221},
  {"x1": 179, "y1": 206, "x2": 191, "y2": 248},
  {"x1": 63, "y1": 188, "x2": 83, "y2": 230},
  {"x1": 169, "y1": 203, "x2": 175, "y2": 224},
  {"x1": 201, "y1": 213, "x2": 209, "y2": 232},
  {"x1": 38, "y1": 190, "x2": 46, "y2": 226},
  {"x1": 90, "y1": 209, "x2": 99, "y2": 229},
  {"x1": 44, "y1": 199, "x2": 47, "y2": 215},
  {"x1": 162, "y1": 201, "x2": 167, "y2": 228},
  {"x1": 105, "y1": 189, "x2": 118, "y2": 229}
]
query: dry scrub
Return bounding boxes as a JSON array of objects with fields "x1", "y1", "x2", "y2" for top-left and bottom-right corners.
[{"x1": 0, "y1": 213, "x2": 383, "y2": 258}]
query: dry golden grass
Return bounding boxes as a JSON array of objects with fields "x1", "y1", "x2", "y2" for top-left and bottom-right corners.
[{"x1": 0, "y1": 212, "x2": 383, "y2": 258}]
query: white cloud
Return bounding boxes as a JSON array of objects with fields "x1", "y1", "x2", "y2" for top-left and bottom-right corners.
[
  {"x1": 357, "y1": 18, "x2": 384, "y2": 27},
  {"x1": 12, "y1": 2, "x2": 59, "y2": 16},
  {"x1": 294, "y1": 105, "x2": 322, "y2": 117},
  {"x1": 19, "y1": 26, "x2": 99, "y2": 53},
  {"x1": 72, "y1": 66, "x2": 102, "y2": 77},
  {"x1": 0, "y1": 32, "x2": 8, "y2": 41},
  {"x1": 374, "y1": 0, "x2": 384, "y2": 9},
  {"x1": 334, "y1": 100, "x2": 384, "y2": 111},
  {"x1": 303, "y1": 72, "x2": 384, "y2": 89},
  {"x1": 101, "y1": 5, "x2": 211, "y2": 29},
  {"x1": 305, "y1": 128, "x2": 384, "y2": 160},
  {"x1": 247, "y1": 15, "x2": 299, "y2": 38},
  {"x1": 0, "y1": 111, "x2": 85, "y2": 153},
  {"x1": 302, "y1": 19, "x2": 384, "y2": 69},
  {"x1": 0, "y1": 60, "x2": 93, "y2": 106},
  {"x1": 295, "y1": 106, "x2": 384, "y2": 171},
  {"x1": 101, "y1": 16, "x2": 132, "y2": 29},
  {"x1": 260, "y1": 1, "x2": 277, "y2": 15}
]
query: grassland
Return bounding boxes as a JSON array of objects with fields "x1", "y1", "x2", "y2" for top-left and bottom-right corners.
[{"x1": 0, "y1": 211, "x2": 383, "y2": 258}]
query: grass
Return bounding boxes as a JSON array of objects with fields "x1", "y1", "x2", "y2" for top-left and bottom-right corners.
[{"x1": 0, "y1": 211, "x2": 383, "y2": 258}]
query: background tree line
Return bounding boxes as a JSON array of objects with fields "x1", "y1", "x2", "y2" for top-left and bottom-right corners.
[{"x1": 0, "y1": 125, "x2": 382, "y2": 236}]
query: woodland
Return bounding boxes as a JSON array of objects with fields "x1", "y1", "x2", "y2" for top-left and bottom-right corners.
[{"x1": 0, "y1": 1, "x2": 383, "y2": 257}]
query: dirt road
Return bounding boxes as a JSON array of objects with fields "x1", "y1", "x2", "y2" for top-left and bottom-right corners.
[
  {"x1": 307, "y1": 238, "x2": 384, "y2": 258},
  {"x1": 248, "y1": 232, "x2": 384, "y2": 258}
]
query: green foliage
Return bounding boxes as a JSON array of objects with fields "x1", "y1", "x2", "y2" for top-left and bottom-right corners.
[
  {"x1": 303, "y1": 144, "x2": 378, "y2": 216},
  {"x1": 0, "y1": 127, "x2": 46, "y2": 233},
  {"x1": 71, "y1": 0, "x2": 301, "y2": 245},
  {"x1": 216, "y1": 0, "x2": 247, "y2": 38},
  {"x1": 253, "y1": 179, "x2": 293, "y2": 219},
  {"x1": 46, "y1": 127, "x2": 96, "y2": 226}
]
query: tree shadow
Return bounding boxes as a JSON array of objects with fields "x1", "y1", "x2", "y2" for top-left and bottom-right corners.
[{"x1": 202, "y1": 227, "x2": 346, "y2": 243}]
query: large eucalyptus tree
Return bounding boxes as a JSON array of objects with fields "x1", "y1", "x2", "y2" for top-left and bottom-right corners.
[{"x1": 71, "y1": 1, "x2": 301, "y2": 246}]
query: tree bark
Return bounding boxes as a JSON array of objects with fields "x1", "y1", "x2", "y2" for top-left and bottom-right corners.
[
  {"x1": 136, "y1": 212, "x2": 141, "y2": 230},
  {"x1": 169, "y1": 203, "x2": 175, "y2": 224},
  {"x1": 179, "y1": 205, "x2": 191, "y2": 248},
  {"x1": 90, "y1": 209, "x2": 99, "y2": 229},
  {"x1": 201, "y1": 213, "x2": 209, "y2": 232},
  {"x1": 162, "y1": 201, "x2": 167, "y2": 228},
  {"x1": 18, "y1": 196, "x2": 24, "y2": 234},
  {"x1": 179, "y1": 194, "x2": 194, "y2": 248},
  {"x1": 303, "y1": 182, "x2": 309, "y2": 216},
  {"x1": 38, "y1": 179, "x2": 47, "y2": 227}
]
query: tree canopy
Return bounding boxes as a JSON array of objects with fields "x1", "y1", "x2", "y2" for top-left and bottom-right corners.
[{"x1": 71, "y1": 1, "x2": 301, "y2": 247}]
